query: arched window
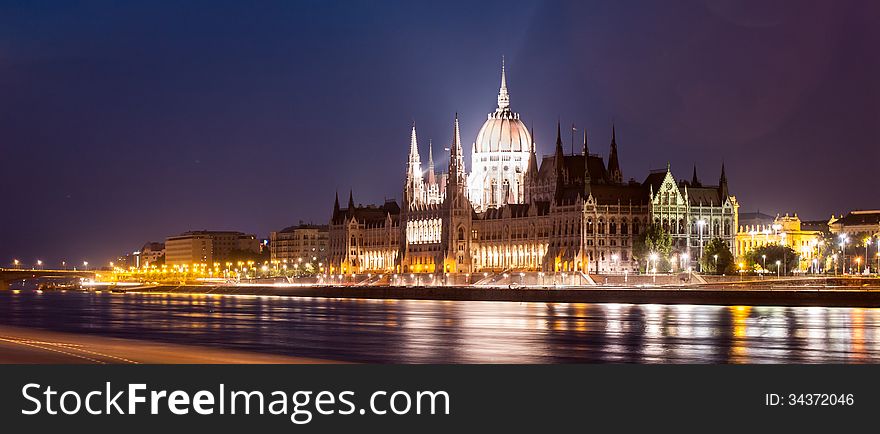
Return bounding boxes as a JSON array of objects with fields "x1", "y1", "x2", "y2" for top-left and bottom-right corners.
[
  {"x1": 621, "y1": 219, "x2": 629, "y2": 235},
  {"x1": 609, "y1": 219, "x2": 617, "y2": 235}
]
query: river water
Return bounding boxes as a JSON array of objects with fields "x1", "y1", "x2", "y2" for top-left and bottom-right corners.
[{"x1": 0, "y1": 290, "x2": 878, "y2": 363}]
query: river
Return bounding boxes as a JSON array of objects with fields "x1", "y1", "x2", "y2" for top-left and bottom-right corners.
[{"x1": 0, "y1": 290, "x2": 877, "y2": 363}]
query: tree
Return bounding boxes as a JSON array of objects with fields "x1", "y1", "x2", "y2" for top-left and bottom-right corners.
[
  {"x1": 226, "y1": 248, "x2": 270, "y2": 264},
  {"x1": 633, "y1": 224, "x2": 673, "y2": 272},
  {"x1": 701, "y1": 238, "x2": 735, "y2": 275},
  {"x1": 745, "y1": 244, "x2": 798, "y2": 275}
]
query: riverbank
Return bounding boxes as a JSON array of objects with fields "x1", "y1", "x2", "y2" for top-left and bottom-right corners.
[{"x1": 120, "y1": 283, "x2": 880, "y2": 308}]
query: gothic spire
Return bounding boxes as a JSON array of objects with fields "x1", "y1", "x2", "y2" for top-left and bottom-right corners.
[
  {"x1": 427, "y1": 139, "x2": 436, "y2": 185},
  {"x1": 347, "y1": 190, "x2": 355, "y2": 216},
  {"x1": 409, "y1": 122, "x2": 420, "y2": 161},
  {"x1": 608, "y1": 123, "x2": 622, "y2": 184},
  {"x1": 334, "y1": 190, "x2": 340, "y2": 213},
  {"x1": 719, "y1": 163, "x2": 729, "y2": 198},
  {"x1": 497, "y1": 56, "x2": 510, "y2": 110},
  {"x1": 527, "y1": 127, "x2": 539, "y2": 176},
  {"x1": 555, "y1": 119, "x2": 564, "y2": 157},
  {"x1": 582, "y1": 128, "x2": 589, "y2": 156},
  {"x1": 691, "y1": 165, "x2": 700, "y2": 187},
  {"x1": 404, "y1": 122, "x2": 424, "y2": 205},
  {"x1": 448, "y1": 113, "x2": 465, "y2": 186}
]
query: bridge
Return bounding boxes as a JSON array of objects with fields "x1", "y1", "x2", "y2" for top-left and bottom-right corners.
[{"x1": 0, "y1": 268, "x2": 98, "y2": 290}]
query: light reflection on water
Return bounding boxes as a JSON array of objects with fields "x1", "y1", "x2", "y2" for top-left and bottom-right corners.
[{"x1": 0, "y1": 291, "x2": 878, "y2": 363}]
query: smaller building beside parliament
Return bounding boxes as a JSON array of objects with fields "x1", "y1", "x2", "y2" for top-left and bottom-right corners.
[{"x1": 328, "y1": 63, "x2": 739, "y2": 276}]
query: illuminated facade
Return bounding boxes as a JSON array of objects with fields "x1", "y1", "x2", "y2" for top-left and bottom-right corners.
[
  {"x1": 165, "y1": 231, "x2": 259, "y2": 266},
  {"x1": 269, "y1": 224, "x2": 329, "y2": 264},
  {"x1": 328, "y1": 63, "x2": 738, "y2": 275},
  {"x1": 736, "y1": 213, "x2": 823, "y2": 270}
]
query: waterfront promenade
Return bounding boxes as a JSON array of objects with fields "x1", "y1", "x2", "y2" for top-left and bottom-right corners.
[{"x1": 108, "y1": 276, "x2": 880, "y2": 308}]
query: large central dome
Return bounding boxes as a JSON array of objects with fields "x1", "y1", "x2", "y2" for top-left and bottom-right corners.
[
  {"x1": 474, "y1": 112, "x2": 531, "y2": 153},
  {"x1": 473, "y1": 60, "x2": 531, "y2": 153},
  {"x1": 468, "y1": 59, "x2": 533, "y2": 212}
]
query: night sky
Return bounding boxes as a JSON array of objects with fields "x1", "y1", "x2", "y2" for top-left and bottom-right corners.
[{"x1": 1, "y1": 1, "x2": 878, "y2": 266}]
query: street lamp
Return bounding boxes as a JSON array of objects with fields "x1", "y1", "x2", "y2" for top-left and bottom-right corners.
[
  {"x1": 697, "y1": 219, "x2": 706, "y2": 272},
  {"x1": 713, "y1": 254, "x2": 718, "y2": 274},
  {"x1": 761, "y1": 254, "x2": 767, "y2": 278},
  {"x1": 83, "y1": 261, "x2": 89, "y2": 270},
  {"x1": 13, "y1": 259, "x2": 20, "y2": 269},
  {"x1": 866, "y1": 238, "x2": 872, "y2": 274},
  {"x1": 839, "y1": 234, "x2": 848, "y2": 274},
  {"x1": 776, "y1": 260, "x2": 781, "y2": 278}
]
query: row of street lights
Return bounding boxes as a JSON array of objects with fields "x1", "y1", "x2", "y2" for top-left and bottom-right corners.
[{"x1": 7, "y1": 259, "x2": 90, "y2": 270}]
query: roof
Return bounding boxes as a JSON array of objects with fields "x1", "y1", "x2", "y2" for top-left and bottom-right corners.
[
  {"x1": 642, "y1": 171, "x2": 666, "y2": 194},
  {"x1": 739, "y1": 212, "x2": 775, "y2": 225},
  {"x1": 590, "y1": 183, "x2": 648, "y2": 205},
  {"x1": 834, "y1": 211, "x2": 880, "y2": 227},
  {"x1": 279, "y1": 223, "x2": 329, "y2": 233},
  {"x1": 686, "y1": 186, "x2": 723, "y2": 206},
  {"x1": 332, "y1": 201, "x2": 400, "y2": 225}
]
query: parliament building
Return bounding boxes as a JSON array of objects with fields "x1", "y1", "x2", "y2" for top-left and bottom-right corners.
[{"x1": 329, "y1": 63, "x2": 738, "y2": 276}]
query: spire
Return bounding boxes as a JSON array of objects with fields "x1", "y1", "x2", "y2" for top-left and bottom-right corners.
[
  {"x1": 608, "y1": 123, "x2": 622, "y2": 184},
  {"x1": 691, "y1": 165, "x2": 700, "y2": 187},
  {"x1": 555, "y1": 120, "x2": 564, "y2": 157},
  {"x1": 347, "y1": 190, "x2": 355, "y2": 216},
  {"x1": 427, "y1": 139, "x2": 436, "y2": 185},
  {"x1": 497, "y1": 56, "x2": 510, "y2": 110},
  {"x1": 334, "y1": 191, "x2": 340, "y2": 213},
  {"x1": 448, "y1": 113, "x2": 465, "y2": 187},
  {"x1": 583, "y1": 129, "x2": 592, "y2": 196},
  {"x1": 582, "y1": 128, "x2": 589, "y2": 156},
  {"x1": 404, "y1": 122, "x2": 424, "y2": 205},
  {"x1": 527, "y1": 127, "x2": 539, "y2": 176},
  {"x1": 409, "y1": 122, "x2": 419, "y2": 160},
  {"x1": 719, "y1": 163, "x2": 729, "y2": 198}
]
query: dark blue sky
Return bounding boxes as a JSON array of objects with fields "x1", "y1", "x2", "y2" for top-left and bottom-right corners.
[{"x1": 1, "y1": 0, "x2": 878, "y2": 266}]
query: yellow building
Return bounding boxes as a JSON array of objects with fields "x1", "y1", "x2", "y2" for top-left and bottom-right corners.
[{"x1": 736, "y1": 213, "x2": 823, "y2": 271}]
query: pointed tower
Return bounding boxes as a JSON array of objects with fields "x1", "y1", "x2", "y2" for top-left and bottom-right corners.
[
  {"x1": 554, "y1": 120, "x2": 565, "y2": 203},
  {"x1": 347, "y1": 190, "x2": 355, "y2": 218},
  {"x1": 608, "y1": 124, "x2": 622, "y2": 184},
  {"x1": 497, "y1": 56, "x2": 510, "y2": 111},
  {"x1": 448, "y1": 113, "x2": 466, "y2": 188},
  {"x1": 719, "y1": 163, "x2": 729, "y2": 198},
  {"x1": 427, "y1": 139, "x2": 436, "y2": 185},
  {"x1": 332, "y1": 190, "x2": 340, "y2": 222},
  {"x1": 555, "y1": 120, "x2": 564, "y2": 159},
  {"x1": 691, "y1": 165, "x2": 701, "y2": 187},
  {"x1": 404, "y1": 123, "x2": 424, "y2": 206},
  {"x1": 582, "y1": 128, "x2": 590, "y2": 156},
  {"x1": 524, "y1": 127, "x2": 539, "y2": 203},
  {"x1": 583, "y1": 129, "x2": 592, "y2": 196},
  {"x1": 442, "y1": 113, "x2": 473, "y2": 274}
]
